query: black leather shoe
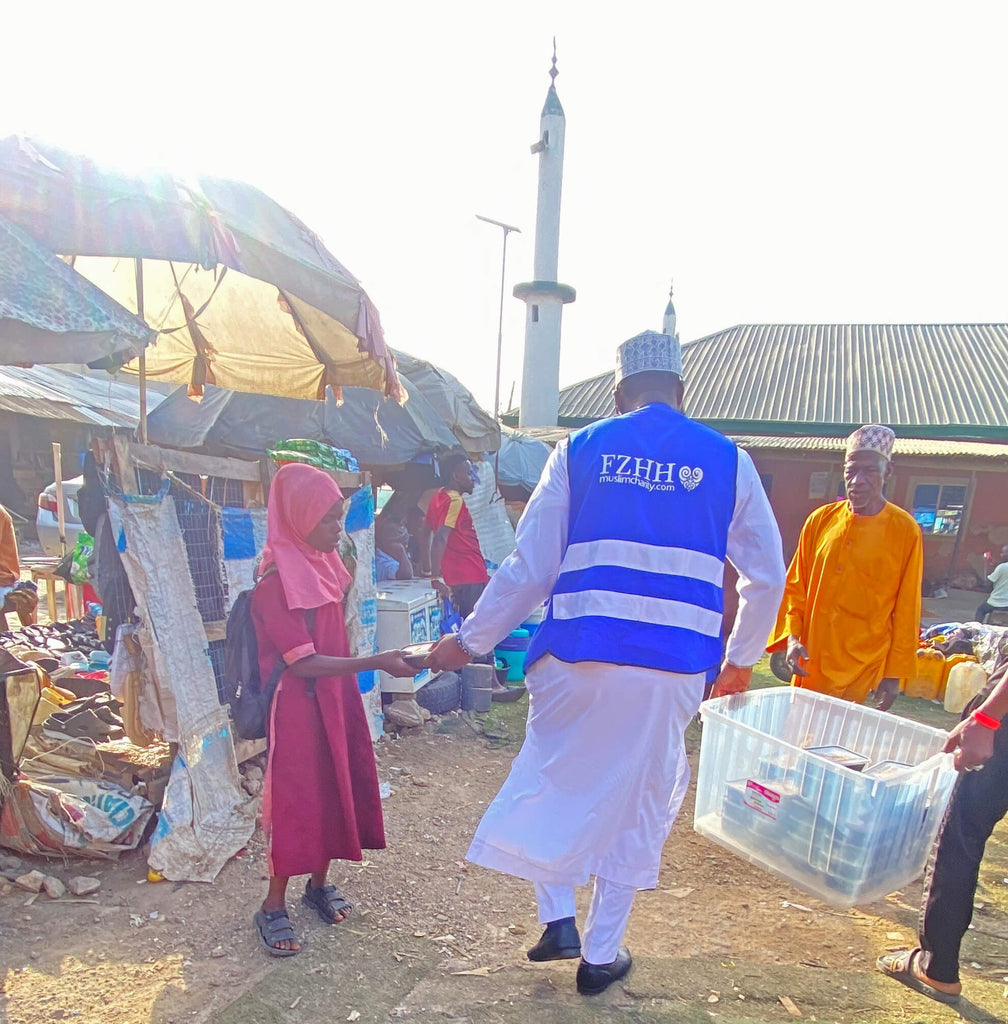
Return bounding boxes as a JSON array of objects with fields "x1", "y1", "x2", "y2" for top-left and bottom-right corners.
[
  {"x1": 576, "y1": 946, "x2": 632, "y2": 995},
  {"x1": 526, "y1": 918, "x2": 581, "y2": 962}
]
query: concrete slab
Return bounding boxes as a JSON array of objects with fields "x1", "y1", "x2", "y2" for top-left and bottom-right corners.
[{"x1": 921, "y1": 587, "x2": 985, "y2": 627}]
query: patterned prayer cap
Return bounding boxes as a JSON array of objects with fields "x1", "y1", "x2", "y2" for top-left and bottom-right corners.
[
  {"x1": 845, "y1": 424, "x2": 895, "y2": 461},
  {"x1": 615, "y1": 330, "x2": 683, "y2": 385}
]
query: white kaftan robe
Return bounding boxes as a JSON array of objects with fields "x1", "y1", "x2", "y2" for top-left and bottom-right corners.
[{"x1": 460, "y1": 437, "x2": 785, "y2": 890}]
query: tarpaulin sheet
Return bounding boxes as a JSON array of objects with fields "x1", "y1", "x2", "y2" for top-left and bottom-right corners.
[
  {"x1": 393, "y1": 350, "x2": 500, "y2": 453},
  {"x1": 496, "y1": 429, "x2": 552, "y2": 493},
  {"x1": 110, "y1": 495, "x2": 253, "y2": 882},
  {"x1": 147, "y1": 383, "x2": 458, "y2": 466},
  {"x1": 0, "y1": 213, "x2": 153, "y2": 368},
  {"x1": 0, "y1": 136, "x2": 399, "y2": 398}
]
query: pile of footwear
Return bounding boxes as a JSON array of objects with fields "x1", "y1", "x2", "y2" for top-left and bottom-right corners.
[
  {"x1": 40, "y1": 692, "x2": 125, "y2": 743},
  {"x1": 0, "y1": 619, "x2": 105, "y2": 676}
]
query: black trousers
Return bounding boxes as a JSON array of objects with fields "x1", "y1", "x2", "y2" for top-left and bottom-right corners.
[
  {"x1": 976, "y1": 602, "x2": 1008, "y2": 621},
  {"x1": 450, "y1": 582, "x2": 486, "y2": 620},
  {"x1": 918, "y1": 711, "x2": 1008, "y2": 983}
]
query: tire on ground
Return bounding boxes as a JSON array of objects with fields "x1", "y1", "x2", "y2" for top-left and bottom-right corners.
[{"x1": 415, "y1": 671, "x2": 461, "y2": 714}]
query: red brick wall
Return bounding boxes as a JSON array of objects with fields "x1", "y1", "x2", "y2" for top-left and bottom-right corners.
[{"x1": 722, "y1": 450, "x2": 1007, "y2": 633}]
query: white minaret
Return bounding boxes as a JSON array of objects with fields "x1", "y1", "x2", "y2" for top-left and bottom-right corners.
[
  {"x1": 663, "y1": 280, "x2": 678, "y2": 340},
  {"x1": 514, "y1": 45, "x2": 576, "y2": 427}
]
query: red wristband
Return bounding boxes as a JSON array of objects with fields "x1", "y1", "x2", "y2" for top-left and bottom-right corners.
[{"x1": 971, "y1": 710, "x2": 1001, "y2": 731}]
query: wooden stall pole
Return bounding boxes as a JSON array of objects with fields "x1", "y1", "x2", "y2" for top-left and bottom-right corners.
[
  {"x1": 945, "y1": 469, "x2": 978, "y2": 586},
  {"x1": 136, "y1": 258, "x2": 148, "y2": 445},
  {"x1": 51, "y1": 442, "x2": 66, "y2": 556}
]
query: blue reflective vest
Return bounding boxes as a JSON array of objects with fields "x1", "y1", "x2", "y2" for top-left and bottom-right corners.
[{"x1": 525, "y1": 403, "x2": 738, "y2": 675}]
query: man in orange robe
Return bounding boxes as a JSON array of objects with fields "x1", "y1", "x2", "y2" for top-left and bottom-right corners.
[{"x1": 768, "y1": 425, "x2": 923, "y2": 708}]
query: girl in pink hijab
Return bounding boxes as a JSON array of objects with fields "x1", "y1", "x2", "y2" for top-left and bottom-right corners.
[{"x1": 251, "y1": 464, "x2": 413, "y2": 956}]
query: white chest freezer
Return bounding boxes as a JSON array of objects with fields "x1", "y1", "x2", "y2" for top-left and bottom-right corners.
[{"x1": 375, "y1": 580, "x2": 442, "y2": 693}]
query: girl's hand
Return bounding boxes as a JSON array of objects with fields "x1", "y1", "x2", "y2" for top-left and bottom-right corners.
[{"x1": 374, "y1": 651, "x2": 417, "y2": 678}]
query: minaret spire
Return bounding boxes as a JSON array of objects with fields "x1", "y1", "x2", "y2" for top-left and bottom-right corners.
[
  {"x1": 663, "y1": 279, "x2": 677, "y2": 339},
  {"x1": 513, "y1": 45, "x2": 576, "y2": 427}
]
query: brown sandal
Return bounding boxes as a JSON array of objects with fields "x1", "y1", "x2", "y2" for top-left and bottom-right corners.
[{"x1": 876, "y1": 949, "x2": 960, "y2": 1005}]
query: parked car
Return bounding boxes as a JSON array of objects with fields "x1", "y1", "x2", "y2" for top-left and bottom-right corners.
[{"x1": 36, "y1": 476, "x2": 85, "y2": 558}]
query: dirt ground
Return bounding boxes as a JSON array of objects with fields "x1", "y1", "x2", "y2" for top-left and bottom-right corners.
[{"x1": 2, "y1": 689, "x2": 1008, "y2": 1024}]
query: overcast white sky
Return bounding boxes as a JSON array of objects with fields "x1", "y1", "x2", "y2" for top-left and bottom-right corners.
[{"x1": 3, "y1": 1, "x2": 1007, "y2": 410}]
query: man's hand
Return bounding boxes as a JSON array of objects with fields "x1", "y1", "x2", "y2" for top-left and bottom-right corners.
[
  {"x1": 943, "y1": 716, "x2": 997, "y2": 772},
  {"x1": 430, "y1": 578, "x2": 450, "y2": 600},
  {"x1": 870, "y1": 677, "x2": 900, "y2": 712},
  {"x1": 709, "y1": 663, "x2": 752, "y2": 699},
  {"x1": 785, "y1": 635, "x2": 810, "y2": 677},
  {"x1": 427, "y1": 634, "x2": 472, "y2": 672}
]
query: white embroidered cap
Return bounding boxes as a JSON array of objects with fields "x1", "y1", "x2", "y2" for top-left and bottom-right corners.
[
  {"x1": 615, "y1": 330, "x2": 683, "y2": 385},
  {"x1": 845, "y1": 424, "x2": 896, "y2": 461}
]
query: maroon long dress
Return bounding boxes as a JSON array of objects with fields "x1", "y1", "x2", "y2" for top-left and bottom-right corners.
[{"x1": 251, "y1": 572, "x2": 385, "y2": 877}]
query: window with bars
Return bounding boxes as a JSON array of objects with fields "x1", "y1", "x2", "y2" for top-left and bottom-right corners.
[{"x1": 910, "y1": 481, "x2": 968, "y2": 537}]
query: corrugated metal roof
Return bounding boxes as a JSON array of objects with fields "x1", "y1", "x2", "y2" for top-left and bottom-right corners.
[
  {"x1": 511, "y1": 324, "x2": 1008, "y2": 439},
  {"x1": 731, "y1": 435, "x2": 1008, "y2": 461},
  {"x1": 495, "y1": 427, "x2": 1008, "y2": 462},
  {"x1": 0, "y1": 365, "x2": 163, "y2": 428},
  {"x1": 555, "y1": 370, "x2": 617, "y2": 424}
]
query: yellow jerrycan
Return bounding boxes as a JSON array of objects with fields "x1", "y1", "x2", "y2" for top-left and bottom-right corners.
[{"x1": 943, "y1": 660, "x2": 987, "y2": 715}]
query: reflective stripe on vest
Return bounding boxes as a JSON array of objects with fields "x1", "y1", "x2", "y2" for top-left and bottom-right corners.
[{"x1": 525, "y1": 404, "x2": 738, "y2": 675}]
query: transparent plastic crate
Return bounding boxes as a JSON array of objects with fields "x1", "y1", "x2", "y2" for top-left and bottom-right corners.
[{"x1": 693, "y1": 688, "x2": 957, "y2": 906}]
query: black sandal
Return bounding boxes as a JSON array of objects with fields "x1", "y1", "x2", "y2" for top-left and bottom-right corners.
[
  {"x1": 254, "y1": 907, "x2": 301, "y2": 957},
  {"x1": 303, "y1": 881, "x2": 352, "y2": 924}
]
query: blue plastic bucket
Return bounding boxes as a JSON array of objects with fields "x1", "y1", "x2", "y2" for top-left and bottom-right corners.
[
  {"x1": 494, "y1": 628, "x2": 531, "y2": 681},
  {"x1": 496, "y1": 628, "x2": 530, "y2": 652},
  {"x1": 494, "y1": 647, "x2": 526, "y2": 682}
]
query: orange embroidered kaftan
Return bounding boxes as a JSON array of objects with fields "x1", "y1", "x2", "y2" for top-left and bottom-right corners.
[{"x1": 768, "y1": 500, "x2": 923, "y2": 703}]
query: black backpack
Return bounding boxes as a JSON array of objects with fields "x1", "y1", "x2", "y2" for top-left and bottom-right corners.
[
  {"x1": 223, "y1": 586, "x2": 282, "y2": 741},
  {"x1": 222, "y1": 574, "x2": 316, "y2": 741}
]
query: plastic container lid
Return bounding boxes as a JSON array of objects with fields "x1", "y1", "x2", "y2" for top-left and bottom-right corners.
[
  {"x1": 510, "y1": 628, "x2": 530, "y2": 638},
  {"x1": 805, "y1": 744, "x2": 869, "y2": 772}
]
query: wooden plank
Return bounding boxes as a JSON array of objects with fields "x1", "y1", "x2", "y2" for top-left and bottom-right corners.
[
  {"x1": 241, "y1": 480, "x2": 264, "y2": 508},
  {"x1": 334, "y1": 470, "x2": 366, "y2": 491},
  {"x1": 258, "y1": 455, "x2": 277, "y2": 495},
  {"x1": 120, "y1": 441, "x2": 262, "y2": 482},
  {"x1": 778, "y1": 995, "x2": 802, "y2": 1018},
  {"x1": 204, "y1": 620, "x2": 227, "y2": 643},
  {"x1": 109, "y1": 435, "x2": 139, "y2": 493},
  {"x1": 257, "y1": 458, "x2": 366, "y2": 499},
  {"x1": 234, "y1": 737, "x2": 267, "y2": 764}
]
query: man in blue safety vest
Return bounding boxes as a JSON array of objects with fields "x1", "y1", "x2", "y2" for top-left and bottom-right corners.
[{"x1": 429, "y1": 329, "x2": 786, "y2": 996}]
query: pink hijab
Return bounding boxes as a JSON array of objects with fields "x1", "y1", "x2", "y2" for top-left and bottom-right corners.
[{"x1": 260, "y1": 464, "x2": 354, "y2": 611}]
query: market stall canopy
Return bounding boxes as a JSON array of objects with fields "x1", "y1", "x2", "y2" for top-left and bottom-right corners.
[
  {"x1": 0, "y1": 364, "x2": 165, "y2": 428},
  {"x1": 394, "y1": 350, "x2": 500, "y2": 453},
  {"x1": 496, "y1": 428, "x2": 552, "y2": 493},
  {"x1": 0, "y1": 136, "x2": 400, "y2": 399},
  {"x1": 0, "y1": 214, "x2": 155, "y2": 368},
  {"x1": 146, "y1": 382, "x2": 458, "y2": 466}
]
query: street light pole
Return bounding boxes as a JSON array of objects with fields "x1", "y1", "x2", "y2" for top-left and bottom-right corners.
[{"x1": 476, "y1": 214, "x2": 521, "y2": 422}]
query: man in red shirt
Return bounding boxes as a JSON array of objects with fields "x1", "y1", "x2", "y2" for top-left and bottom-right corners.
[{"x1": 421, "y1": 454, "x2": 488, "y2": 618}]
